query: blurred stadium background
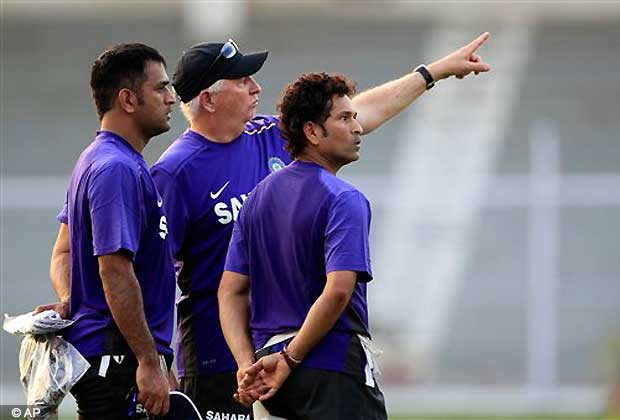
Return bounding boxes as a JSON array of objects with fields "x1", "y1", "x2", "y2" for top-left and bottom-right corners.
[{"x1": 1, "y1": 1, "x2": 619, "y2": 418}]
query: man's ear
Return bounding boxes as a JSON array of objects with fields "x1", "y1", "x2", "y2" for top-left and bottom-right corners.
[
  {"x1": 201, "y1": 90, "x2": 217, "y2": 113},
  {"x1": 117, "y1": 88, "x2": 138, "y2": 114},
  {"x1": 303, "y1": 121, "x2": 321, "y2": 146}
]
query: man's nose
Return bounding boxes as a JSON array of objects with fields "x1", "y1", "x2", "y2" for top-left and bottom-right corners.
[
  {"x1": 166, "y1": 86, "x2": 177, "y2": 104},
  {"x1": 352, "y1": 118, "x2": 363, "y2": 135},
  {"x1": 248, "y1": 76, "x2": 262, "y2": 94}
]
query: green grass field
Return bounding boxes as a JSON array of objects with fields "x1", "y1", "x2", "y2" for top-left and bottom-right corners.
[
  {"x1": 389, "y1": 416, "x2": 611, "y2": 420},
  {"x1": 391, "y1": 416, "x2": 609, "y2": 420}
]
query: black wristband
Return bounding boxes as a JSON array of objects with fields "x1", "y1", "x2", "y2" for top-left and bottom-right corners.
[{"x1": 414, "y1": 64, "x2": 435, "y2": 90}]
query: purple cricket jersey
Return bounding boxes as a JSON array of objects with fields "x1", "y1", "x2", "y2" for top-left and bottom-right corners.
[
  {"x1": 224, "y1": 160, "x2": 373, "y2": 373},
  {"x1": 57, "y1": 131, "x2": 175, "y2": 358},
  {"x1": 151, "y1": 115, "x2": 292, "y2": 377}
]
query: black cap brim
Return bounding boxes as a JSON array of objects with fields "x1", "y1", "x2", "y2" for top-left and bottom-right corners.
[{"x1": 221, "y1": 51, "x2": 269, "y2": 80}]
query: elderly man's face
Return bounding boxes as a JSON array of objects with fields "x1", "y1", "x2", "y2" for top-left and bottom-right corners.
[{"x1": 211, "y1": 76, "x2": 262, "y2": 124}]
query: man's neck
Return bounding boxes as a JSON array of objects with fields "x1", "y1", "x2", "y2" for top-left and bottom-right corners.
[
  {"x1": 191, "y1": 115, "x2": 246, "y2": 143},
  {"x1": 100, "y1": 115, "x2": 147, "y2": 154},
  {"x1": 296, "y1": 150, "x2": 342, "y2": 175}
]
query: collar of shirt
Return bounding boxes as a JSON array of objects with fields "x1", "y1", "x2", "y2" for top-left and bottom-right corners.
[{"x1": 96, "y1": 130, "x2": 145, "y2": 162}]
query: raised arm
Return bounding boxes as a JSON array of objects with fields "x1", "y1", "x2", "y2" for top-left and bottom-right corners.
[
  {"x1": 354, "y1": 32, "x2": 491, "y2": 134},
  {"x1": 98, "y1": 252, "x2": 169, "y2": 416}
]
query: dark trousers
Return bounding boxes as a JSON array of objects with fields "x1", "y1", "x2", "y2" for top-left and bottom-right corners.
[
  {"x1": 180, "y1": 371, "x2": 252, "y2": 419},
  {"x1": 70, "y1": 354, "x2": 172, "y2": 420},
  {"x1": 261, "y1": 367, "x2": 387, "y2": 420}
]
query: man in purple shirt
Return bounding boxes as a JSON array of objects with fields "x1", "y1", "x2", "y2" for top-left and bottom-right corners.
[
  {"x1": 155, "y1": 33, "x2": 490, "y2": 418},
  {"x1": 219, "y1": 72, "x2": 384, "y2": 419},
  {"x1": 37, "y1": 43, "x2": 177, "y2": 418},
  {"x1": 151, "y1": 40, "x2": 288, "y2": 420},
  {"x1": 219, "y1": 35, "x2": 491, "y2": 418}
]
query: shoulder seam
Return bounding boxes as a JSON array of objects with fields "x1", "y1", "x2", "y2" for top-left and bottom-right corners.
[
  {"x1": 90, "y1": 158, "x2": 137, "y2": 182},
  {"x1": 154, "y1": 140, "x2": 208, "y2": 177},
  {"x1": 331, "y1": 189, "x2": 363, "y2": 208},
  {"x1": 318, "y1": 169, "x2": 359, "y2": 197}
]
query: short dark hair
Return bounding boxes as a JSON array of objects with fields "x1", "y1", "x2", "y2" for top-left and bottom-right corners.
[
  {"x1": 90, "y1": 43, "x2": 166, "y2": 120},
  {"x1": 278, "y1": 72, "x2": 356, "y2": 159}
]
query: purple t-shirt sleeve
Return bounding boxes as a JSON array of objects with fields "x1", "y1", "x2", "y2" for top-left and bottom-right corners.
[
  {"x1": 151, "y1": 166, "x2": 189, "y2": 258},
  {"x1": 224, "y1": 211, "x2": 249, "y2": 275},
  {"x1": 88, "y1": 162, "x2": 143, "y2": 257},
  {"x1": 324, "y1": 190, "x2": 373, "y2": 282},
  {"x1": 56, "y1": 198, "x2": 68, "y2": 224}
]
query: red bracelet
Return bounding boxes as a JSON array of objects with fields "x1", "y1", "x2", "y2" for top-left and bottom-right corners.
[{"x1": 280, "y1": 346, "x2": 301, "y2": 369}]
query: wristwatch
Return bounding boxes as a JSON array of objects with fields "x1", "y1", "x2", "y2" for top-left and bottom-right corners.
[{"x1": 414, "y1": 64, "x2": 435, "y2": 90}]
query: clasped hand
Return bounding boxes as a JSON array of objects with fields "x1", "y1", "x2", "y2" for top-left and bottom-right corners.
[{"x1": 234, "y1": 352, "x2": 292, "y2": 407}]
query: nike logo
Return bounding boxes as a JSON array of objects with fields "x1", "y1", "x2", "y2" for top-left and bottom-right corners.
[{"x1": 210, "y1": 181, "x2": 230, "y2": 200}]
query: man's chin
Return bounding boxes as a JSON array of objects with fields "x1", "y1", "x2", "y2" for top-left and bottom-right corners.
[
  {"x1": 340, "y1": 153, "x2": 360, "y2": 168},
  {"x1": 247, "y1": 108, "x2": 258, "y2": 121},
  {"x1": 149, "y1": 123, "x2": 171, "y2": 139}
]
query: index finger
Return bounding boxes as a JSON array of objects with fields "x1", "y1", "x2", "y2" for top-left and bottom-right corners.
[
  {"x1": 234, "y1": 392, "x2": 255, "y2": 407},
  {"x1": 244, "y1": 359, "x2": 263, "y2": 376},
  {"x1": 161, "y1": 392, "x2": 170, "y2": 416},
  {"x1": 464, "y1": 32, "x2": 490, "y2": 54},
  {"x1": 150, "y1": 398, "x2": 162, "y2": 416},
  {"x1": 239, "y1": 372, "x2": 260, "y2": 389},
  {"x1": 33, "y1": 304, "x2": 51, "y2": 313},
  {"x1": 258, "y1": 387, "x2": 279, "y2": 402},
  {"x1": 138, "y1": 392, "x2": 155, "y2": 415}
]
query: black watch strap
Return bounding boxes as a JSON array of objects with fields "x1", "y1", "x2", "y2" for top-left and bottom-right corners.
[{"x1": 414, "y1": 64, "x2": 435, "y2": 90}]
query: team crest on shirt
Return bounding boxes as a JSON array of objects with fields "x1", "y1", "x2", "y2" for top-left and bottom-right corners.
[{"x1": 268, "y1": 156, "x2": 285, "y2": 173}]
